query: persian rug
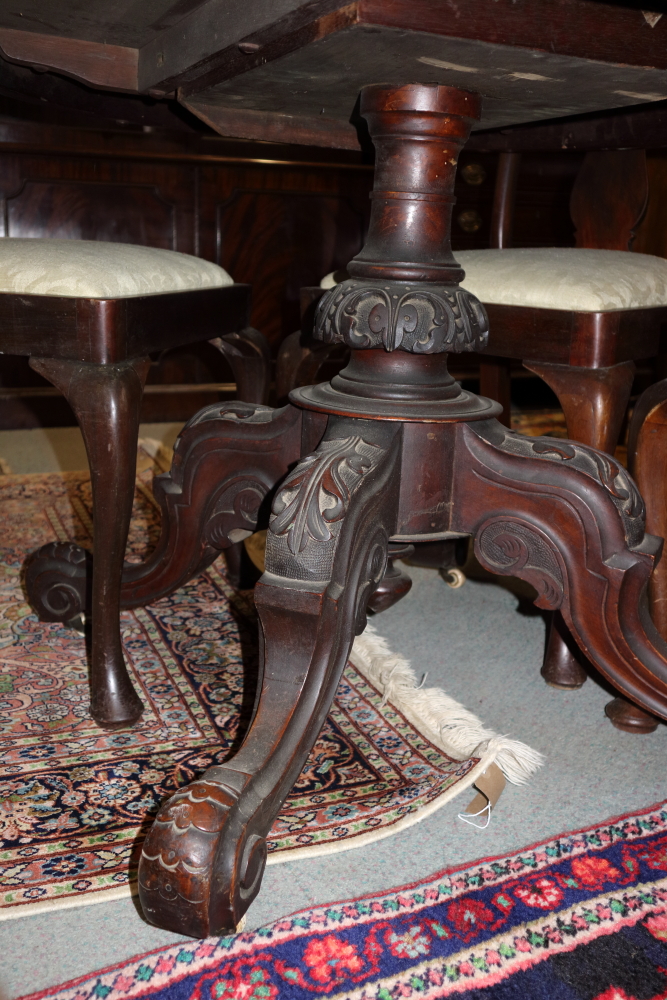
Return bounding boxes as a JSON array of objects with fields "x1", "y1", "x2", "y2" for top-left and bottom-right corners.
[
  {"x1": 0, "y1": 463, "x2": 540, "y2": 920},
  {"x1": 20, "y1": 800, "x2": 667, "y2": 1000}
]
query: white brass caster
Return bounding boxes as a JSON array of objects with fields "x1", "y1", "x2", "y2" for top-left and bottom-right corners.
[{"x1": 442, "y1": 567, "x2": 466, "y2": 589}]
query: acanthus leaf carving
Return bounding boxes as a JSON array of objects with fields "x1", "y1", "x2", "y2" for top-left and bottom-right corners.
[
  {"x1": 314, "y1": 278, "x2": 488, "y2": 354},
  {"x1": 475, "y1": 519, "x2": 564, "y2": 610},
  {"x1": 486, "y1": 427, "x2": 645, "y2": 548},
  {"x1": 188, "y1": 402, "x2": 274, "y2": 429},
  {"x1": 270, "y1": 436, "x2": 383, "y2": 555}
]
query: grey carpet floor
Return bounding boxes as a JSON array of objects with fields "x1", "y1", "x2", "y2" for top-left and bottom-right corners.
[{"x1": 2, "y1": 563, "x2": 665, "y2": 998}]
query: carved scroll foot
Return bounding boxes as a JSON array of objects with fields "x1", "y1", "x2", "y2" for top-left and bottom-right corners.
[
  {"x1": 451, "y1": 419, "x2": 667, "y2": 724},
  {"x1": 27, "y1": 402, "x2": 304, "y2": 621},
  {"x1": 138, "y1": 416, "x2": 402, "y2": 935},
  {"x1": 605, "y1": 697, "x2": 660, "y2": 734},
  {"x1": 27, "y1": 357, "x2": 151, "y2": 729},
  {"x1": 542, "y1": 611, "x2": 588, "y2": 689}
]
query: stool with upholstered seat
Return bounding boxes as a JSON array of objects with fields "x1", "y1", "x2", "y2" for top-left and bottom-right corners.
[
  {"x1": 0, "y1": 237, "x2": 261, "y2": 730},
  {"x1": 455, "y1": 150, "x2": 667, "y2": 733}
]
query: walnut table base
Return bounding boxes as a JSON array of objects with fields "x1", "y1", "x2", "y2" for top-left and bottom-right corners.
[{"x1": 26, "y1": 84, "x2": 667, "y2": 937}]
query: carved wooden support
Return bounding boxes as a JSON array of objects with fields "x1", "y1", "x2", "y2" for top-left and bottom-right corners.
[
  {"x1": 138, "y1": 415, "x2": 401, "y2": 935},
  {"x1": 524, "y1": 359, "x2": 637, "y2": 695},
  {"x1": 26, "y1": 356, "x2": 151, "y2": 729},
  {"x1": 94, "y1": 82, "x2": 667, "y2": 936},
  {"x1": 137, "y1": 400, "x2": 667, "y2": 935},
  {"x1": 452, "y1": 419, "x2": 667, "y2": 721},
  {"x1": 26, "y1": 401, "x2": 304, "y2": 619}
]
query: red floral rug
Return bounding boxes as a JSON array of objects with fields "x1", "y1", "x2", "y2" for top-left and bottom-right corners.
[
  {"x1": 19, "y1": 800, "x2": 667, "y2": 1000},
  {"x1": 0, "y1": 468, "x2": 539, "y2": 920}
]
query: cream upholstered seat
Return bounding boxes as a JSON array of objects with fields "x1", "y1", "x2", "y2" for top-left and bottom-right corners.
[
  {"x1": 0, "y1": 238, "x2": 232, "y2": 298},
  {"x1": 456, "y1": 248, "x2": 667, "y2": 312},
  {"x1": 322, "y1": 249, "x2": 667, "y2": 312}
]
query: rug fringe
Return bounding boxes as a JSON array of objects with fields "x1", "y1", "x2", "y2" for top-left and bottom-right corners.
[{"x1": 350, "y1": 625, "x2": 544, "y2": 785}]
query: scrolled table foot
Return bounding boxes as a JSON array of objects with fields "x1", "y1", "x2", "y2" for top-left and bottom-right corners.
[
  {"x1": 452, "y1": 418, "x2": 667, "y2": 724},
  {"x1": 25, "y1": 541, "x2": 90, "y2": 624},
  {"x1": 139, "y1": 414, "x2": 402, "y2": 935},
  {"x1": 368, "y1": 542, "x2": 413, "y2": 614}
]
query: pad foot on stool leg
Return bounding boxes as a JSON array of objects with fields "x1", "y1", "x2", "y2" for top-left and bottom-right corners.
[
  {"x1": 28, "y1": 356, "x2": 151, "y2": 729},
  {"x1": 542, "y1": 611, "x2": 588, "y2": 689},
  {"x1": 368, "y1": 542, "x2": 414, "y2": 613},
  {"x1": 605, "y1": 697, "x2": 660, "y2": 733}
]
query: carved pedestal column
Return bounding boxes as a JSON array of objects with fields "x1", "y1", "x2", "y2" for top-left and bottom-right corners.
[{"x1": 131, "y1": 84, "x2": 667, "y2": 938}]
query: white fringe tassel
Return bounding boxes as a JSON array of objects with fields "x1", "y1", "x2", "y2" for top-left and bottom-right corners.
[{"x1": 350, "y1": 624, "x2": 544, "y2": 785}]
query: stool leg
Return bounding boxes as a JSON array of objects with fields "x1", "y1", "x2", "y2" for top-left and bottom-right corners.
[
  {"x1": 480, "y1": 356, "x2": 512, "y2": 428},
  {"x1": 29, "y1": 356, "x2": 150, "y2": 729},
  {"x1": 210, "y1": 327, "x2": 270, "y2": 404},
  {"x1": 604, "y1": 697, "x2": 660, "y2": 733},
  {"x1": 542, "y1": 610, "x2": 588, "y2": 688},
  {"x1": 524, "y1": 360, "x2": 635, "y2": 693}
]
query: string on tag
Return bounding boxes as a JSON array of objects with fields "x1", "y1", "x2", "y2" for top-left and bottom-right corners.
[
  {"x1": 457, "y1": 762, "x2": 506, "y2": 831},
  {"x1": 458, "y1": 800, "x2": 492, "y2": 830}
]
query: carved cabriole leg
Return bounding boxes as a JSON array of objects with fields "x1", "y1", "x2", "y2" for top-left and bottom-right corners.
[
  {"x1": 451, "y1": 418, "x2": 667, "y2": 722},
  {"x1": 210, "y1": 327, "x2": 271, "y2": 404},
  {"x1": 523, "y1": 360, "x2": 636, "y2": 693},
  {"x1": 27, "y1": 357, "x2": 150, "y2": 729},
  {"x1": 27, "y1": 402, "x2": 304, "y2": 619},
  {"x1": 138, "y1": 417, "x2": 402, "y2": 936}
]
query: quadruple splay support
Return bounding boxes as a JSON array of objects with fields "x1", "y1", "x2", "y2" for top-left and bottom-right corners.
[
  {"x1": 133, "y1": 84, "x2": 667, "y2": 937},
  {"x1": 26, "y1": 83, "x2": 667, "y2": 936}
]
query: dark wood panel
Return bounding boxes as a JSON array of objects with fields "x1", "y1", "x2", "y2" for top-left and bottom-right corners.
[
  {"x1": 216, "y1": 190, "x2": 366, "y2": 347},
  {"x1": 6, "y1": 180, "x2": 176, "y2": 248},
  {"x1": 199, "y1": 161, "x2": 372, "y2": 348},
  {"x1": 0, "y1": 154, "x2": 197, "y2": 253}
]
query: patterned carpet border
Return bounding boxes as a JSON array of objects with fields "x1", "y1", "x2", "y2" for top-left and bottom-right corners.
[
  {"x1": 0, "y1": 468, "x2": 540, "y2": 920},
  {"x1": 20, "y1": 799, "x2": 667, "y2": 1000}
]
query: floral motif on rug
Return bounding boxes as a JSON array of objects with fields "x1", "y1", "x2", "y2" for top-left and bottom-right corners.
[
  {"x1": 22, "y1": 801, "x2": 667, "y2": 1000},
  {"x1": 0, "y1": 472, "x2": 480, "y2": 917}
]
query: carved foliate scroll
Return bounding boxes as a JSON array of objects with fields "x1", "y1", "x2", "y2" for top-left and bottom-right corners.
[
  {"x1": 314, "y1": 278, "x2": 488, "y2": 354},
  {"x1": 475, "y1": 519, "x2": 564, "y2": 609},
  {"x1": 268, "y1": 435, "x2": 385, "y2": 574},
  {"x1": 478, "y1": 424, "x2": 646, "y2": 548}
]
